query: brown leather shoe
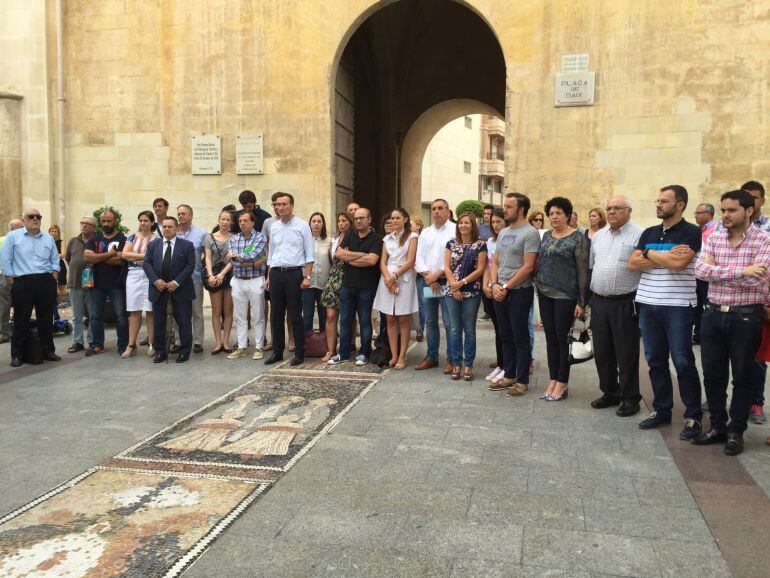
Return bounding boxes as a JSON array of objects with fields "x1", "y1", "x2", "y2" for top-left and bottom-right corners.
[
  {"x1": 414, "y1": 358, "x2": 438, "y2": 370},
  {"x1": 766, "y1": 436, "x2": 770, "y2": 446},
  {"x1": 489, "y1": 378, "x2": 516, "y2": 391},
  {"x1": 443, "y1": 362, "x2": 453, "y2": 375},
  {"x1": 193, "y1": 344, "x2": 204, "y2": 353},
  {"x1": 506, "y1": 382, "x2": 529, "y2": 397}
]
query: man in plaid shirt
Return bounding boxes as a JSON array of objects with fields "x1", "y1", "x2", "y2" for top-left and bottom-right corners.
[{"x1": 693, "y1": 189, "x2": 770, "y2": 455}]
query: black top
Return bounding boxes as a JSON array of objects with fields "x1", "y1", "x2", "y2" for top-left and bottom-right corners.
[
  {"x1": 84, "y1": 233, "x2": 127, "y2": 289},
  {"x1": 340, "y1": 229, "x2": 383, "y2": 289},
  {"x1": 230, "y1": 206, "x2": 272, "y2": 234}
]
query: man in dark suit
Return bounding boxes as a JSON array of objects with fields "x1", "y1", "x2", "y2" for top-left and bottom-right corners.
[{"x1": 143, "y1": 216, "x2": 196, "y2": 363}]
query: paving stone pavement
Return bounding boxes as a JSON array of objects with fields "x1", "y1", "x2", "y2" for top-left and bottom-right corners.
[{"x1": 2, "y1": 316, "x2": 767, "y2": 576}]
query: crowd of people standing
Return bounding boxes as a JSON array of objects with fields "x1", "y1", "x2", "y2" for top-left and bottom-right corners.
[{"x1": 2, "y1": 181, "x2": 769, "y2": 454}]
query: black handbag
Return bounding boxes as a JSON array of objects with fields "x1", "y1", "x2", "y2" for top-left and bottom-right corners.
[{"x1": 202, "y1": 235, "x2": 231, "y2": 292}]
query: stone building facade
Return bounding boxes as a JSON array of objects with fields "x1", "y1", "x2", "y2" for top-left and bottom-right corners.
[{"x1": 1, "y1": 0, "x2": 768, "y2": 235}]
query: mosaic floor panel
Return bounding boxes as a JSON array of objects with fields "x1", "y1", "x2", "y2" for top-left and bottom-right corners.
[
  {"x1": 0, "y1": 469, "x2": 266, "y2": 578},
  {"x1": 275, "y1": 357, "x2": 385, "y2": 374},
  {"x1": 0, "y1": 370, "x2": 380, "y2": 577}
]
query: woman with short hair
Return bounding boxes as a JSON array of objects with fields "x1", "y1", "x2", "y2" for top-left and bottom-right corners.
[{"x1": 535, "y1": 197, "x2": 589, "y2": 401}]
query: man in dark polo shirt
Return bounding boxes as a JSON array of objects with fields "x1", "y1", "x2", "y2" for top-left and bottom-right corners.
[{"x1": 328, "y1": 207, "x2": 383, "y2": 365}]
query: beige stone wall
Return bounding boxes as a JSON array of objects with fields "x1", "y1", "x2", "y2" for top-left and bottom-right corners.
[
  {"x1": 3, "y1": 0, "x2": 768, "y2": 234},
  {"x1": 0, "y1": 0, "x2": 53, "y2": 224}
]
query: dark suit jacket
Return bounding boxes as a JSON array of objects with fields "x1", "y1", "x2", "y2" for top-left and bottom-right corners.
[{"x1": 143, "y1": 237, "x2": 196, "y2": 303}]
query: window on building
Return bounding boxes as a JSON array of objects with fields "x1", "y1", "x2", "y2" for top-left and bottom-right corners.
[
  {"x1": 464, "y1": 116, "x2": 472, "y2": 129},
  {"x1": 493, "y1": 179, "x2": 502, "y2": 193},
  {"x1": 463, "y1": 161, "x2": 471, "y2": 173}
]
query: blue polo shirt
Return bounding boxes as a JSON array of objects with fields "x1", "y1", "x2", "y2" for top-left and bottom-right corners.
[{"x1": 635, "y1": 219, "x2": 701, "y2": 307}]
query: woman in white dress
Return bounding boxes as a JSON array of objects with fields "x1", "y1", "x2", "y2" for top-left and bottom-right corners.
[
  {"x1": 373, "y1": 208, "x2": 418, "y2": 369},
  {"x1": 121, "y1": 211, "x2": 158, "y2": 358}
]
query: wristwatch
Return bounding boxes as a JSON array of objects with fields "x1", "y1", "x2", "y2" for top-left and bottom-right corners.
[
  {"x1": 304, "y1": 275, "x2": 311, "y2": 280},
  {"x1": 642, "y1": 248, "x2": 651, "y2": 259}
]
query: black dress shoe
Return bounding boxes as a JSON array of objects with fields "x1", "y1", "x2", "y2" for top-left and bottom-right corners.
[
  {"x1": 43, "y1": 352, "x2": 61, "y2": 362},
  {"x1": 591, "y1": 395, "x2": 621, "y2": 409},
  {"x1": 290, "y1": 356, "x2": 304, "y2": 366},
  {"x1": 264, "y1": 354, "x2": 283, "y2": 365},
  {"x1": 10, "y1": 357, "x2": 22, "y2": 368},
  {"x1": 724, "y1": 433, "x2": 744, "y2": 455},
  {"x1": 638, "y1": 411, "x2": 672, "y2": 429},
  {"x1": 692, "y1": 428, "x2": 727, "y2": 445},
  {"x1": 153, "y1": 353, "x2": 168, "y2": 363},
  {"x1": 176, "y1": 354, "x2": 190, "y2": 363},
  {"x1": 616, "y1": 401, "x2": 641, "y2": 417}
]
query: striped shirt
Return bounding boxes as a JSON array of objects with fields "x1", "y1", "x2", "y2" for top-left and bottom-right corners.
[
  {"x1": 589, "y1": 221, "x2": 643, "y2": 296},
  {"x1": 228, "y1": 230, "x2": 267, "y2": 279},
  {"x1": 635, "y1": 219, "x2": 701, "y2": 307},
  {"x1": 695, "y1": 225, "x2": 770, "y2": 306}
]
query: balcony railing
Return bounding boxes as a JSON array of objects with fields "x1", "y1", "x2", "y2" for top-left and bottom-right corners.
[
  {"x1": 486, "y1": 152, "x2": 504, "y2": 160},
  {"x1": 480, "y1": 158, "x2": 504, "y2": 177}
]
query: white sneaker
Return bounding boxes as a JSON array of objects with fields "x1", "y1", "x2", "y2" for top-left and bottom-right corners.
[
  {"x1": 355, "y1": 354, "x2": 368, "y2": 366},
  {"x1": 492, "y1": 372, "x2": 506, "y2": 383},
  {"x1": 486, "y1": 367, "x2": 503, "y2": 381},
  {"x1": 252, "y1": 348, "x2": 264, "y2": 360},
  {"x1": 328, "y1": 354, "x2": 346, "y2": 365},
  {"x1": 227, "y1": 348, "x2": 247, "y2": 359}
]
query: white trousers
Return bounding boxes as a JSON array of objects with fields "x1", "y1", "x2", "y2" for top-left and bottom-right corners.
[{"x1": 231, "y1": 276, "x2": 265, "y2": 350}]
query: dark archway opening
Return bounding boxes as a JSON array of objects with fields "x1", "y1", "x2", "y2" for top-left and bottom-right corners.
[{"x1": 333, "y1": 0, "x2": 506, "y2": 221}]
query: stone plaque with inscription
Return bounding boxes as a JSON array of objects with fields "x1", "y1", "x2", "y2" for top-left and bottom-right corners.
[
  {"x1": 554, "y1": 72, "x2": 595, "y2": 107},
  {"x1": 191, "y1": 134, "x2": 221, "y2": 175},
  {"x1": 561, "y1": 53, "x2": 589, "y2": 73},
  {"x1": 236, "y1": 133, "x2": 264, "y2": 174}
]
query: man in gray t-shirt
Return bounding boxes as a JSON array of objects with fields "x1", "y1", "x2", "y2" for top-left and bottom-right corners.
[
  {"x1": 489, "y1": 193, "x2": 540, "y2": 394},
  {"x1": 496, "y1": 223, "x2": 541, "y2": 288}
]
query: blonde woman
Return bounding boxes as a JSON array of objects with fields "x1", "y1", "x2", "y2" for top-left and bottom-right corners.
[{"x1": 205, "y1": 209, "x2": 235, "y2": 354}]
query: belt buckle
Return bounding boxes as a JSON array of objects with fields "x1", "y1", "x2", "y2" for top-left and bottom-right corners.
[{"x1": 719, "y1": 305, "x2": 730, "y2": 313}]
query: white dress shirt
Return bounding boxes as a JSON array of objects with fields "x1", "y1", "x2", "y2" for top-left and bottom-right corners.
[
  {"x1": 415, "y1": 220, "x2": 456, "y2": 274},
  {"x1": 267, "y1": 216, "x2": 315, "y2": 267}
]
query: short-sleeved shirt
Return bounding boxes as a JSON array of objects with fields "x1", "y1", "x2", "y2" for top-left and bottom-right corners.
[
  {"x1": 446, "y1": 239, "x2": 487, "y2": 297},
  {"x1": 84, "y1": 233, "x2": 127, "y2": 289},
  {"x1": 341, "y1": 229, "x2": 383, "y2": 289},
  {"x1": 495, "y1": 223, "x2": 541, "y2": 288},
  {"x1": 204, "y1": 233, "x2": 231, "y2": 271},
  {"x1": 635, "y1": 219, "x2": 701, "y2": 307},
  {"x1": 66, "y1": 235, "x2": 92, "y2": 288}
]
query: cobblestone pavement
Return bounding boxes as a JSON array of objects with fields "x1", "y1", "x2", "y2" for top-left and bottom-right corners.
[{"x1": 1, "y1": 315, "x2": 769, "y2": 577}]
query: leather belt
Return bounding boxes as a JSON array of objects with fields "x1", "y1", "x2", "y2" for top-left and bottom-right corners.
[
  {"x1": 593, "y1": 291, "x2": 635, "y2": 301},
  {"x1": 273, "y1": 266, "x2": 301, "y2": 272},
  {"x1": 705, "y1": 302, "x2": 762, "y2": 314}
]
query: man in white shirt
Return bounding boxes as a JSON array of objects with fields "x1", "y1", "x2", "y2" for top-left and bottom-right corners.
[
  {"x1": 264, "y1": 192, "x2": 315, "y2": 366},
  {"x1": 414, "y1": 199, "x2": 456, "y2": 372}
]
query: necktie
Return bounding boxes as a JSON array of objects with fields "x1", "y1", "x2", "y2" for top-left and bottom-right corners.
[{"x1": 162, "y1": 240, "x2": 172, "y2": 280}]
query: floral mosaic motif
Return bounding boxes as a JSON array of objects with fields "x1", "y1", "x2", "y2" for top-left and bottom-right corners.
[
  {"x1": 118, "y1": 374, "x2": 375, "y2": 471},
  {"x1": 0, "y1": 470, "x2": 263, "y2": 578}
]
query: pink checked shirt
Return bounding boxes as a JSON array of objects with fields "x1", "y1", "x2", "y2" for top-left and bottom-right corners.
[{"x1": 695, "y1": 225, "x2": 770, "y2": 306}]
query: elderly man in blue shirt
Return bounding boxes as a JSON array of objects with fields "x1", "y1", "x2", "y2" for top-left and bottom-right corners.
[
  {"x1": 174, "y1": 204, "x2": 207, "y2": 353},
  {"x1": 0, "y1": 209, "x2": 61, "y2": 367}
]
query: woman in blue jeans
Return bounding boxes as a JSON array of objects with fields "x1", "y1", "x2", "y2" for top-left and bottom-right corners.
[
  {"x1": 443, "y1": 213, "x2": 488, "y2": 381},
  {"x1": 535, "y1": 197, "x2": 589, "y2": 401}
]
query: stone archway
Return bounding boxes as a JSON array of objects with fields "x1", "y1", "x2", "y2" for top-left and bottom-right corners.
[
  {"x1": 330, "y1": 0, "x2": 506, "y2": 222},
  {"x1": 400, "y1": 98, "x2": 501, "y2": 217}
]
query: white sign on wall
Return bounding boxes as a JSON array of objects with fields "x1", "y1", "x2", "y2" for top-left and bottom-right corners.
[
  {"x1": 236, "y1": 133, "x2": 264, "y2": 174},
  {"x1": 191, "y1": 134, "x2": 221, "y2": 175},
  {"x1": 561, "y1": 53, "x2": 589, "y2": 73},
  {"x1": 554, "y1": 72, "x2": 595, "y2": 107}
]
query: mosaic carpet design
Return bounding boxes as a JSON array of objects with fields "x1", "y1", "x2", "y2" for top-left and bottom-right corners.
[
  {"x1": 114, "y1": 373, "x2": 376, "y2": 475},
  {"x1": 0, "y1": 469, "x2": 266, "y2": 578},
  {"x1": 0, "y1": 370, "x2": 380, "y2": 577},
  {"x1": 276, "y1": 356, "x2": 385, "y2": 374}
]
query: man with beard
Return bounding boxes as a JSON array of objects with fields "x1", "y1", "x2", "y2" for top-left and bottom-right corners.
[
  {"x1": 628, "y1": 185, "x2": 702, "y2": 440},
  {"x1": 693, "y1": 190, "x2": 770, "y2": 455},
  {"x1": 83, "y1": 210, "x2": 129, "y2": 356}
]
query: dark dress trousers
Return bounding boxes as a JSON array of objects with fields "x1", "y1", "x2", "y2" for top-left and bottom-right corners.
[{"x1": 143, "y1": 237, "x2": 196, "y2": 355}]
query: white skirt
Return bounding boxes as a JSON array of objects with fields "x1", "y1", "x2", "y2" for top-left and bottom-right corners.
[
  {"x1": 373, "y1": 275, "x2": 419, "y2": 316},
  {"x1": 125, "y1": 267, "x2": 152, "y2": 312}
]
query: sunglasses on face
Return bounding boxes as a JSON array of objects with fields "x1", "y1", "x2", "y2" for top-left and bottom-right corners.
[{"x1": 26, "y1": 214, "x2": 42, "y2": 220}]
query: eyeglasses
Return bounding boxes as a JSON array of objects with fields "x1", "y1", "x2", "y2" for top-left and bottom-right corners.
[
  {"x1": 79, "y1": 221, "x2": 93, "y2": 226},
  {"x1": 25, "y1": 214, "x2": 42, "y2": 220},
  {"x1": 693, "y1": 211, "x2": 710, "y2": 215},
  {"x1": 605, "y1": 206, "x2": 629, "y2": 212},
  {"x1": 354, "y1": 217, "x2": 368, "y2": 221},
  {"x1": 531, "y1": 218, "x2": 543, "y2": 222}
]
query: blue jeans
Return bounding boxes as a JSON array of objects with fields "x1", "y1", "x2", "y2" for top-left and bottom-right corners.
[
  {"x1": 528, "y1": 303, "x2": 535, "y2": 362},
  {"x1": 445, "y1": 294, "x2": 481, "y2": 366},
  {"x1": 638, "y1": 304, "x2": 702, "y2": 420},
  {"x1": 339, "y1": 286, "x2": 376, "y2": 359},
  {"x1": 418, "y1": 276, "x2": 453, "y2": 362},
  {"x1": 416, "y1": 276, "x2": 426, "y2": 334},
  {"x1": 69, "y1": 287, "x2": 93, "y2": 346},
  {"x1": 301, "y1": 287, "x2": 326, "y2": 333},
  {"x1": 88, "y1": 287, "x2": 128, "y2": 352},
  {"x1": 493, "y1": 286, "x2": 534, "y2": 384},
  {"x1": 701, "y1": 306, "x2": 763, "y2": 434}
]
